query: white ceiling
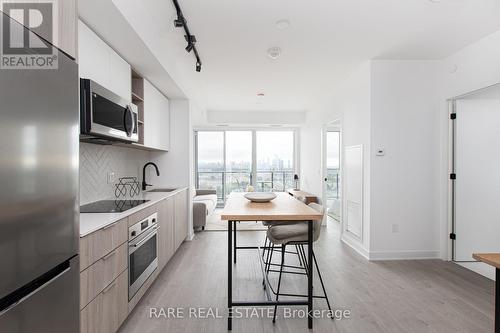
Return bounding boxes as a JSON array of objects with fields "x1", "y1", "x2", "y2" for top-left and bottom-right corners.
[{"x1": 112, "y1": 0, "x2": 500, "y2": 113}]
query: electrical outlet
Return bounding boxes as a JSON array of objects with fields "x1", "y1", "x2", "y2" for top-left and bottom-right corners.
[
  {"x1": 392, "y1": 224, "x2": 400, "y2": 233},
  {"x1": 107, "y1": 172, "x2": 115, "y2": 184}
]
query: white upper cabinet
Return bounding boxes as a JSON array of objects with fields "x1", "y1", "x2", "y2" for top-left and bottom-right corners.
[
  {"x1": 143, "y1": 80, "x2": 170, "y2": 151},
  {"x1": 78, "y1": 21, "x2": 131, "y2": 101}
]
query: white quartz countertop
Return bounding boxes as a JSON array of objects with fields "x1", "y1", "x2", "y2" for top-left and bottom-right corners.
[{"x1": 79, "y1": 187, "x2": 188, "y2": 237}]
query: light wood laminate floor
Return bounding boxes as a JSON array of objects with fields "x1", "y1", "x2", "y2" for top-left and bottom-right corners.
[{"x1": 119, "y1": 221, "x2": 494, "y2": 333}]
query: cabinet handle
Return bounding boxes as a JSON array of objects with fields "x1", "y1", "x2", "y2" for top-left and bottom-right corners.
[
  {"x1": 102, "y1": 281, "x2": 116, "y2": 294},
  {"x1": 102, "y1": 251, "x2": 116, "y2": 261},
  {"x1": 102, "y1": 222, "x2": 118, "y2": 230}
]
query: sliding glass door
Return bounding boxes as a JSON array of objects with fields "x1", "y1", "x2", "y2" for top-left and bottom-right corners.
[
  {"x1": 196, "y1": 132, "x2": 225, "y2": 203},
  {"x1": 195, "y1": 129, "x2": 297, "y2": 205},
  {"x1": 225, "y1": 131, "x2": 252, "y2": 198},
  {"x1": 256, "y1": 131, "x2": 295, "y2": 192}
]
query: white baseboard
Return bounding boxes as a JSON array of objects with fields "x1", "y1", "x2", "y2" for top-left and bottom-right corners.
[
  {"x1": 340, "y1": 234, "x2": 440, "y2": 261},
  {"x1": 341, "y1": 234, "x2": 369, "y2": 260},
  {"x1": 368, "y1": 250, "x2": 440, "y2": 261}
]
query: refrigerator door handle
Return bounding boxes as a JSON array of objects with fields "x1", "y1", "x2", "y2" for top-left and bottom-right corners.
[{"x1": 0, "y1": 265, "x2": 71, "y2": 317}]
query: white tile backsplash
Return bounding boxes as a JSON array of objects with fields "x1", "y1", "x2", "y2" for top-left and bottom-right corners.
[{"x1": 80, "y1": 143, "x2": 150, "y2": 205}]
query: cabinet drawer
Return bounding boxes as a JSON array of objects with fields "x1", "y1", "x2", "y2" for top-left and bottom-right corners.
[
  {"x1": 80, "y1": 218, "x2": 128, "y2": 271},
  {"x1": 80, "y1": 270, "x2": 128, "y2": 333},
  {"x1": 127, "y1": 202, "x2": 160, "y2": 227},
  {"x1": 80, "y1": 242, "x2": 128, "y2": 309}
]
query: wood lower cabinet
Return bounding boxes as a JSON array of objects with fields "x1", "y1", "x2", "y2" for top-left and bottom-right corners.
[
  {"x1": 80, "y1": 217, "x2": 128, "y2": 272},
  {"x1": 80, "y1": 243, "x2": 128, "y2": 309},
  {"x1": 174, "y1": 189, "x2": 189, "y2": 250},
  {"x1": 80, "y1": 189, "x2": 190, "y2": 333},
  {"x1": 158, "y1": 196, "x2": 175, "y2": 270},
  {"x1": 80, "y1": 271, "x2": 128, "y2": 333}
]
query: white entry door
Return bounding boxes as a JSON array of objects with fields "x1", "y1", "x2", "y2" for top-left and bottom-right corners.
[{"x1": 454, "y1": 98, "x2": 500, "y2": 261}]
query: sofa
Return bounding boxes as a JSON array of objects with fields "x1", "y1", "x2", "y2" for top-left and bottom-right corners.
[{"x1": 193, "y1": 189, "x2": 218, "y2": 230}]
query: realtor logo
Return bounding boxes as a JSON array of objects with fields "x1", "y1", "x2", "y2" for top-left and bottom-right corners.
[{"x1": 1, "y1": 0, "x2": 58, "y2": 69}]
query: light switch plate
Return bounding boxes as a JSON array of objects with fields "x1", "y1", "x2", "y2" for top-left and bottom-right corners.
[
  {"x1": 376, "y1": 148, "x2": 385, "y2": 156},
  {"x1": 107, "y1": 172, "x2": 115, "y2": 184}
]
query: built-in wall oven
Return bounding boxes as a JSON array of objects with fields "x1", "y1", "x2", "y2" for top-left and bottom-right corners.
[
  {"x1": 80, "y1": 78, "x2": 139, "y2": 143},
  {"x1": 128, "y1": 213, "x2": 158, "y2": 300}
]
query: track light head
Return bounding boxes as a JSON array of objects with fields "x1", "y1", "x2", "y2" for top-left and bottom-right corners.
[
  {"x1": 196, "y1": 61, "x2": 202, "y2": 72},
  {"x1": 185, "y1": 43, "x2": 194, "y2": 53},
  {"x1": 174, "y1": 18, "x2": 184, "y2": 28},
  {"x1": 184, "y1": 34, "x2": 197, "y2": 44}
]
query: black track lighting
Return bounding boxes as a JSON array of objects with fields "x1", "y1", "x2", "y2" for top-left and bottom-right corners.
[
  {"x1": 184, "y1": 34, "x2": 196, "y2": 44},
  {"x1": 172, "y1": 0, "x2": 202, "y2": 73},
  {"x1": 185, "y1": 34, "x2": 196, "y2": 53}
]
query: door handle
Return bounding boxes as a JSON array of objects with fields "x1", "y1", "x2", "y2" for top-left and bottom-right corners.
[
  {"x1": 0, "y1": 265, "x2": 71, "y2": 316},
  {"x1": 102, "y1": 281, "x2": 116, "y2": 294}
]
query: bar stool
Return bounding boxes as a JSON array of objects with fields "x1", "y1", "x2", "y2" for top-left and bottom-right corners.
[
  {"x1": 261, "y1": 195, "x2": 309, "y2": 273},
  {"x1": 261, "y1": 221, "x2": 305, "y2": 280},
  {"x1": 265, "y1": 203, "x2": 332, "y2": 323}
]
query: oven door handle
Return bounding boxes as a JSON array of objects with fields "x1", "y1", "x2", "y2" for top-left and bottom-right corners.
[{"x1": 129, "y1": 226, "x2": 157, "y2": 248}]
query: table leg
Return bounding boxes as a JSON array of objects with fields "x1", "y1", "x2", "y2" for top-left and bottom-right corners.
[
  {"x1": 234, "y1": 221, "x2": 237, "y2": 264},
  {"x1": 308, "y1": 221, "x2": 313, "y2": 329},
  {"x1": 496, "y1": 268, "x2": 499, "y2": 333},
  {"x1": 228, "y1": 221, "x2": 233, "y2": 331}
]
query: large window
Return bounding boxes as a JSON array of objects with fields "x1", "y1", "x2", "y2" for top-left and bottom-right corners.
[
  {"x1": 195, "y1": 130, "x2": 297, "y2": 205},
  {"x1": 256, "y1": 131, "x2": 295, "y2": 192},
  {"x1": 225, "y1": 131, "x2": 252, "y2": 198},
  {"x1": 196, "y1": 132, "x2": 224, "y2": 202}
]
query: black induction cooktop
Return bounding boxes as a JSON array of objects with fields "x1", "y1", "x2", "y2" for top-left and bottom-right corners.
[{"x1": 80, "y1": 200, "x2": 150, "y2": 213}]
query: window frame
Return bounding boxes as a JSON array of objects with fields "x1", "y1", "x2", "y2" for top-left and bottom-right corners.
[{"x1": 194, "y1": 127, "x2": 300, "y2": 204}]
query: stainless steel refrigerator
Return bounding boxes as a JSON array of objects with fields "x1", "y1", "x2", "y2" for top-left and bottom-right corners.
[{"x1": 0, "y1": 12, "x2": 79, "y2": 333}]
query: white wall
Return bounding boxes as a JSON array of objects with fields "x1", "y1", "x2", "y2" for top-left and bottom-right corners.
[
  {"x1": 299, "y1": 62, "x2": 372, "y2": 256},
  {"x1": 151, "y1": 99, "x2": 195, "y2": 239},
  {"x1": 337, "y1": 62, "x2": 372, "y2": 256},
  {"x1": 300, "y1": 105, "x2": 334, "y2": 197},
  {"x1": 206, "y1": 110, "x2": 306, "y2": 126},
  {"x1": 369, "y1": 60, "x2": 440, "y2": 260}
]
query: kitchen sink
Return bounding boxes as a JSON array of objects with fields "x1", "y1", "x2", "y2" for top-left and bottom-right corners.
[{"x1": 147, "y1": 188, "x2": 177, "y2": 192}]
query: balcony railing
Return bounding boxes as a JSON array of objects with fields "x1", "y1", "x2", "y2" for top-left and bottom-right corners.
[
  {"x1": 325, "y1": 168, "x2": 340, "y2": 199},
  {"x1": 196, "y1": 170, "x2": 295, "y2": 205}
]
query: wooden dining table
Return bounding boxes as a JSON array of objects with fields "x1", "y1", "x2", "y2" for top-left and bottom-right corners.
[
  {"x1": 220, "y1": 192, "x2": 323, "y2": 330},
  {"x1": 473, "y1": 253, "x2": 500, "y2": 333}
]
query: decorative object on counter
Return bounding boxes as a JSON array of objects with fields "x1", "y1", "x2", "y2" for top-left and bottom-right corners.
[
  {"x1": 246, "y1": 185, "x2": 255, "y2": 192},
  {"x1": 115, "y1": 177, "x2": 141, "y2": 198},
  {"x1": 294, "y1": 174, "x2": 300, "y2": 190},
  {"x1": 244, "y1": 192, "x2": 277, "y2": 203}
]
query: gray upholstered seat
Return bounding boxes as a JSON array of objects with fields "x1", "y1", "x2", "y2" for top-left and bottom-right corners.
[
  {"x1": 266, "y1": 203, "x2": 324, "y2": 245},
  {"x1": 262, "y1": 220, "x2": 302, "y2": 227}
]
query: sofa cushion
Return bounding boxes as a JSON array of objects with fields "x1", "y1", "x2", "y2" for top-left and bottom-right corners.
[{"x1": 193, "y1": 194, "x2": 218, "y2": 215}]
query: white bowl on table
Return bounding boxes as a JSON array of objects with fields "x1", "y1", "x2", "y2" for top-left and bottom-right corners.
[{"x1": 244, "y1": 192, "x2": 277, "y2": 203}]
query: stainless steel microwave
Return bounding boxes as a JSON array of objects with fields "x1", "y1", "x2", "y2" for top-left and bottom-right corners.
[{"x1": 80, "y1": 79, "x2": 138, "y2": 143}]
